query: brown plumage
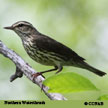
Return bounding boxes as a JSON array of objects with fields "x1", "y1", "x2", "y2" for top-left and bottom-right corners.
[{"x1": 4, "y1": 21, "x2": 106, "y2": 77}]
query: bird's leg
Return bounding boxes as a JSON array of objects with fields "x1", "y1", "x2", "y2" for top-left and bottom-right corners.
[
  {"x1": 40, "y1": 66, "x2": 58, "y2": 74},
  {"x1": 56, "y1": 66, "x2": 63, "y2": 74},
  {"x1": 32, "y1": 66, "x2": 58, "y2": 79}
]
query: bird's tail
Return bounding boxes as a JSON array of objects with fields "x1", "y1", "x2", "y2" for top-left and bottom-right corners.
[{"x1": 77, "y1": 61, "x2": 106, "y2": 76}]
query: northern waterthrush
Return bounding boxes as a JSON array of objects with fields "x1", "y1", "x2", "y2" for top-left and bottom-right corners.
[{"x1": 4, "y1": 21, "x2": 106, "y2": 77}]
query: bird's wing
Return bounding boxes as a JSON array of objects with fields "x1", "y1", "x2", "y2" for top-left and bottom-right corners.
[{"x1": 33, "y1": 34, "x2": 85, "y2": 61}]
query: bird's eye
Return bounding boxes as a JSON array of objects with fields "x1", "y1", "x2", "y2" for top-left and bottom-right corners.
[{"x1": 18, "y1": 24, "x2": 24, "y2": 27}]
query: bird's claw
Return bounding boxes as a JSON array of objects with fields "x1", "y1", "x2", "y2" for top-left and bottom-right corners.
[{"x1": 32, "y1": 72, "x2": 45, "y2": 82}]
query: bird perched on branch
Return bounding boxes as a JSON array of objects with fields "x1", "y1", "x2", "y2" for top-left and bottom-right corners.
[{"x1": 4, "y1": 21, "x2": 106, "y2": 78}]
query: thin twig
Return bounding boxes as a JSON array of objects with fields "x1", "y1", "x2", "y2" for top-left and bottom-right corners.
[{"x1": 0, "y1": 40, "x2": 67, "y2": 100}]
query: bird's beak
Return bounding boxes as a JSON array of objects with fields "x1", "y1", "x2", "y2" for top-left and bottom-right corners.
[{"x1": 4, "y1": 26, "x2": 14, "y2": 30}]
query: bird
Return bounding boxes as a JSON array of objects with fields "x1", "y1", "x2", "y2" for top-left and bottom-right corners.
[{"x1": 4, "y1": 21, "x2": 106, "y2": 78}]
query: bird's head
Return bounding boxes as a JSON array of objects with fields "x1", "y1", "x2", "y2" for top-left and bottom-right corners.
[{"x1": 4, "y1": 21, "x2": 38, "y2": 39}]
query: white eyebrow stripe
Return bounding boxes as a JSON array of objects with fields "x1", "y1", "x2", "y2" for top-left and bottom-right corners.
[{"x1": 13, "y1": 21, "x2": 32, "y2": 27}]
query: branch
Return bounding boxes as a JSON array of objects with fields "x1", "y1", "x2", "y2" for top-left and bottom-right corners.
[{"x1": 0, "y1": 40, "x2": 67, "y2": 100}]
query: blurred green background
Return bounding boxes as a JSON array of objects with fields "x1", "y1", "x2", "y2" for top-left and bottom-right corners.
[{"x1": 0, "y1": 0, "x2": 108, "y2": 100}]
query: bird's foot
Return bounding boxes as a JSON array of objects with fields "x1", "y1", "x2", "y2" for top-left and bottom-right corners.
[{"x1": 32, "y1": 72, "x2": 45, "y2": 82}]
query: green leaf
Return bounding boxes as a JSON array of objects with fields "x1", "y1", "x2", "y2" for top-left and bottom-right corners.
[
  {"x1": 43, "y1": 73, "x2": 98, "y2": 93},
  {"x1": 98, "y1": 95, "x2": 108, "y2": 100}
]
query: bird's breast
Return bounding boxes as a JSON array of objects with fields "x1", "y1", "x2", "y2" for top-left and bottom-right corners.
[
  {"x1": 22, "y1": 40, "x2": 56, "y2": 65},
  {"x1": 22, "y1": 40, "x2": 73, "y2": 66}
]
